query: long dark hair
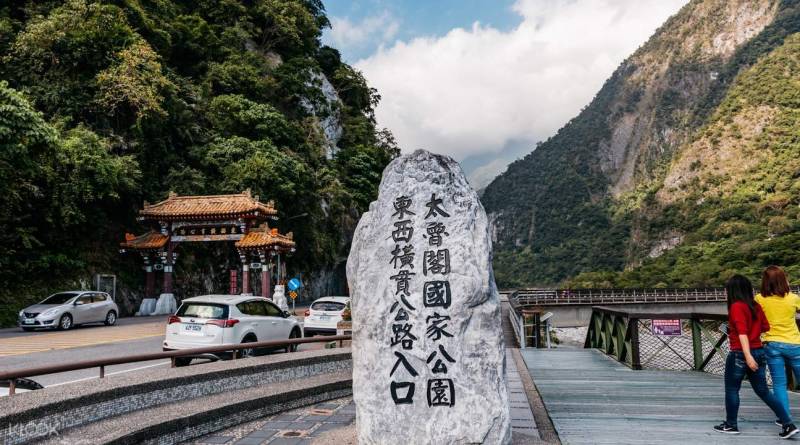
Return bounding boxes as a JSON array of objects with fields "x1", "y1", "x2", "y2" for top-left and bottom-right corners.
[
  {"x1": 761, "y1": 265, "x2": 790, "y2": 297},
  {"x1": 726, "y1": 274, "x2": 757, "y2": 320}
]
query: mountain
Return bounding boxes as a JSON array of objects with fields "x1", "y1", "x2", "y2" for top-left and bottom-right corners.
[
  {"x1": 0, "y1": 0, "x2": 396, "y2": 325},
  {"x1": 482, "y1": 0, "x2": 800, "y2": 288}
]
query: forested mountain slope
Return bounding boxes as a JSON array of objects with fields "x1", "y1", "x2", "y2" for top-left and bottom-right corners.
[
  {"x1": 0, "y1": 0, "x2": 396, "y2": 324},
  {"x1": 483, "y1": 0, "x2": 800, "y2": 287}
]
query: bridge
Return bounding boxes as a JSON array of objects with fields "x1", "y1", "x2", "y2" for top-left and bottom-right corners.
[
  {"x1": 517, "y1": 306, "x2": 800, "y2": 444},
  {"x1": 504, "y1": 287, "x2": 732, "y2": 327}
]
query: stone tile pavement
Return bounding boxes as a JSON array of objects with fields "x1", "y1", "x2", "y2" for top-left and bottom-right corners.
[
  {"x1": 188, "y1": 397, "x2": 355, "y2": 445},
  {"x1": 507, "y1": 349, "x2": 540, "y2": 441},
  {"x1": 190, "y1": 349, "x2": 541, "y2": 444}
]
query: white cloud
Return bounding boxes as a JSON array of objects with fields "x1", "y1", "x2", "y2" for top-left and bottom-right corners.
[
  {"x1": 355, "y1": 0, "x2": 688, "y2": 168},
  {"x1": 328, "y1": 12, "x2": 400, "y2": 50}
]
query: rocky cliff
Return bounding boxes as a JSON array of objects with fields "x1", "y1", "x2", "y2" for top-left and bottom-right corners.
[{"x1": 482, "y1": 0, "x2": 800, "y2": 287}]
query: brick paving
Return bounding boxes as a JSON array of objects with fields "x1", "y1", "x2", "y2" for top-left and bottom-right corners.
[
  {"x1": 187, "y1": 397, "x2": 355, "y2": 445},
  {"x1": 189, "y1": 349, "x2": 541, "y2": 444}
]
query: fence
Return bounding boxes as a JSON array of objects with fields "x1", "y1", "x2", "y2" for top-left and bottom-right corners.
[
  {"x1": 508, "y1": 308, "x2": 552, "y2": 349},
  {"x1": 511, "y1": 288, "x2": 729, "y2": 307},
  {"x1": 584, "y1": 306, "x2": 729, "y2": 374},
  {"x1": 0, "y1": 335, "x2": 351, "y2": 395}
]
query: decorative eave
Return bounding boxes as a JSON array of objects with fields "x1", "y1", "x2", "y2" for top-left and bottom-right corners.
[
  {"x1": 120, "y1": 231, "x2": 168, "y2": 251},
  {"x1": 235, "y1": 224, "x2": 296, "y2": 252},
  {"x1": 138, "y1": 190, "x2": 278, "y2": 222}
]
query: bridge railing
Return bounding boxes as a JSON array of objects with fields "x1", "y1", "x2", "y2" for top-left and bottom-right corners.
[
  {"x1": 509, "y1": 286, "x2": 800, "y2": 307},
  {"x1": 509, "y1": 287, "x2": 731, "y2": 307},
  {"x1": 584, "y1": 306, "x2": 729, "y2": 374}
]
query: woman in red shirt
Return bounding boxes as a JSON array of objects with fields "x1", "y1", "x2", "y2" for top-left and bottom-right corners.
[{"x1": 714, "y1": 274, "x2": 797, "y2": 438}]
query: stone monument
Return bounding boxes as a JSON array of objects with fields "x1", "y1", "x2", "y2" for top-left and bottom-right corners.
[{"x1": 347, "y1": 149, "x2": 511, "y2": 444}]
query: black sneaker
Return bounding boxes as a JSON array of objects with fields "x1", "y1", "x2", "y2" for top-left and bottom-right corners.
[
  {"x1": 780, "y1": 424, "x2": 799, "y2": 439},
  {"x1": 714, "y1": 422, "x2": 740, "y2": 434},
  {"x1": 777, "y1": 419, "x2": 784, "y2": 427}
]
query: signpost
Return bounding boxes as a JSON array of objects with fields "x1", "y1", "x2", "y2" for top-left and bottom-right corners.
[{"x1": 651, "y1": 319, "x2": 682, "y2": 336}]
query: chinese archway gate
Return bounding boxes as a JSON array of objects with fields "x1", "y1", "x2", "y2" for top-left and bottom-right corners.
[{"x1": 120, "y1": 190, "x2": 296, "y2": 315}]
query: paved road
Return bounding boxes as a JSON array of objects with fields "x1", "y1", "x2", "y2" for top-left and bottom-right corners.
[
  {"x1": 0, "y1": 316, "x2": 165, "y2": 356},
  {"x1": 0, "y1": 308, "x2": 320, "y2": 391},
  {"x1": 0, "y1": 314, "x2": 165, "y2": 340}
]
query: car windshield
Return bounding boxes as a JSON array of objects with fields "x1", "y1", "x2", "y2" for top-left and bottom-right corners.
[
  {"x1": 41, "y1": 292, "x2": 79, "y2": 305},
  {"x1": 177, "y1": 303, "x2": 228, "y2": 319},
  {"x1": 311, "y1": 301, "x2": 346, "y2": 312}
]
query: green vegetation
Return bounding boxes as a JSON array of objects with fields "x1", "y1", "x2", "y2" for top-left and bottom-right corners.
[
  {"x1": 0, "y1": 0, "x2": 396, "y2": 326},
  {"x1": 577, "y1": 33, "x2": 800, "y2": 288},
  {"x1": 484, "y1": 0, "x2": 800, "y2": 289}
]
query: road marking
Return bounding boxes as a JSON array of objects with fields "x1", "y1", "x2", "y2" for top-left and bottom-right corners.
[
  {"x1": 47, "y1": 361, "x2": 171, "y2": 387},
  {"x1": 0, "y1": 322, "x2": 165, "y2": 357}
]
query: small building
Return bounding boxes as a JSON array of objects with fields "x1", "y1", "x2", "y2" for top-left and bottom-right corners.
[{"x1": 120, "y1": 190, "x2": 296, "y2": 315}]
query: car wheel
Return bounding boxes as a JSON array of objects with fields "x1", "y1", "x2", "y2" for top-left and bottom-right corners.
[
  {"x1": 104, "y1": 311, "x2": 117, "y2": 326},
  {"x1": 58, "y1": 314, "x2": 73, "y2": 331},
  {"x1": 174, "y1": 357, "x2": 192, "y2": 367},
  {"x1": 236, "y1": 336, "x2": 256, "y2": 359},
  {"x1": 286, "y1": 328, "x2": 301, "y2": 353}
]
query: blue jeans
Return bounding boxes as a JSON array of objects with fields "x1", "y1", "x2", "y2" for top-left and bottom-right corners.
[
  {"x1": 766, "y1": 341, "x2": 800, "y2": 418},
  {"x1": 725, "y1": 348, "x2": 792, "y2": 427}
]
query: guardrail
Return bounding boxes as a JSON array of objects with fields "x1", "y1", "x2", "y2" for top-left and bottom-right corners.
[
  {"x1": 0, "y1": 335, "x2": 351, "y2": 395},
  {"x1": 584, "y1": 306, "x2": 727, "y2": 373},
  {"x1": 508, "y1": 308, "x2": 553, "y2": 349},
  {"x1": 510, "y1": 286, "x2": 800, "y2": 307},
  {"x1": 510, "y1": 287, "x2": 731, "y2": 307}
]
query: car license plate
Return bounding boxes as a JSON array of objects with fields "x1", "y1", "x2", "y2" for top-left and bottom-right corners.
[
  {"x1": 23, "y1": 319, "x2": 34, "y2": 324},
  {"x1": 184, "y1": 324, "x2": 202, "y2": 333},
  {"x1": 319, "y1": 315, "x2": 330, "y2": 321}
]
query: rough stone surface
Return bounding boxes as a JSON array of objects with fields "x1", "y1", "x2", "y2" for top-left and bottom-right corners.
[
  {"x1": 137, "y1": 298, "x2": 157, "y2": 316},
  {"x1": 153, "y1": 293, "x2": 177, "y2": 315},
  {"x1": 273, "y1": 285, "x2": 289, "y2": 312},
  {"x1": 347, "y1": 149, "x2": 511, "y2": 444}
]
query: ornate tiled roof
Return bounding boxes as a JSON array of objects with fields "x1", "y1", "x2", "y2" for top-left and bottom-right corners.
[
  {"x1": 139, "y1": 190, "x2": 277, "y2": 221},
  {"x1": 120, "y1": 231, "x2": 168, "y2": 250},
  {"x1": 236, "y1": 225, "x2": 295, "y2": 251}
]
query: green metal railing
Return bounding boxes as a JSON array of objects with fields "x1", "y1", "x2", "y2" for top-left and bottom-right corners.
[{"x1": 584, "y1": 306, "x2": 728, "y2": 372}]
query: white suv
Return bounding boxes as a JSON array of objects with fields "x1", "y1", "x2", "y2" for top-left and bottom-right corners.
[
  {"x1": 303, "y1": 296, "x2": 349, "y2": 336},
  {"x1": 164, "y1": 295, "x2": 301, "y2": 366}
]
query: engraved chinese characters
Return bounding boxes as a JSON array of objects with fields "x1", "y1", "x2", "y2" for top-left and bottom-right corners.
[
  {"x1": 387, "y1": 194, "x2": 456, "y2": 407},
  {"x1": 348, "y1": 149, "x2": 511, "y2": 444}
]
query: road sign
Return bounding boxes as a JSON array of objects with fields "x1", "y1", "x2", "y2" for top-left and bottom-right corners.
[
  {"x1": 288, "y1": 278, "x2": 302, "y2": 291},
  {"x1": 289, "y1": 290, "x2": 298, "y2": 300},
  {"x1": 651, "y1": 319, "x2": 681, "y2": 336}
]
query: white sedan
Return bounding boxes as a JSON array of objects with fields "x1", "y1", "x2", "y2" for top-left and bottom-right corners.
[
  {"x1": 303, "y1": 296, "x2": 350, "y2": 336},
  {"x1": 164, "y1": 295, "x2": 301, "y2": 366}
]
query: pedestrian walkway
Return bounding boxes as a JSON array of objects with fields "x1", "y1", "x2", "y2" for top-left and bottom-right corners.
[
  {"x1": 188, "y1": 397, "x2": 356, "y2": 445},
  {"x1": 522, "y1": 348, "x2": 800, "y2": 444},
  {"x1": 507, "y1": 349, "x2": 541, "y2": 441},
  {"x1": 188, "y1": 349, "x2": 541, "y2": 444}
]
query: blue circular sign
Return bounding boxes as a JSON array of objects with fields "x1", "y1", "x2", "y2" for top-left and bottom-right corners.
[{"x1": 287, "y1": 278, "x2": 302, "y2": 291}]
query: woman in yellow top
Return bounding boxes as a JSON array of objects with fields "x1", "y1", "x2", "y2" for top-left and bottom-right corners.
[{"x1": 757, "y1": 265, "x2": 800, "y2": 423}]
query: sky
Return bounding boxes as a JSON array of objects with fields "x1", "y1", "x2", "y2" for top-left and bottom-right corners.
[{"x1": 323, "y1": 0, "x2": 689, "y2": 189}]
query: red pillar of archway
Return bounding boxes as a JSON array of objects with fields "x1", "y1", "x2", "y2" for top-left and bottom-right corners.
[
  {"x1": 162, "y1": 243, "x2": 175, "y2": 294},
  {"x1": 242, "y1": 264, "x2": 250, "y2": 295},
  {"x1": 145, "y1": 264, "x2": 155, "y2": 297},
  {"x1": 259, "y1": 252, "x2": 269, "y2": 299}
]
